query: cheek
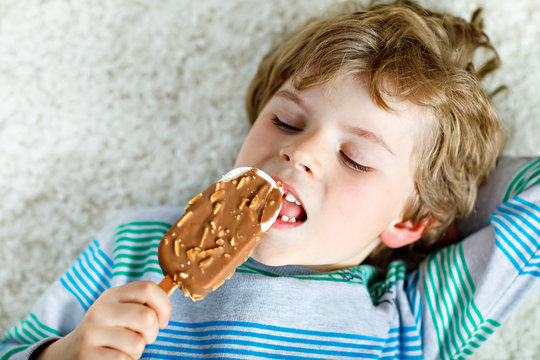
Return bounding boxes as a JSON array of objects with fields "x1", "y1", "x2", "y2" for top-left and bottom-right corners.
[
  {"x1": 235, "y1": 121, "x2": 277, "y2": 167},
  {"x1": 328, "y1": 177, "x2": 403, "y2": 229}
]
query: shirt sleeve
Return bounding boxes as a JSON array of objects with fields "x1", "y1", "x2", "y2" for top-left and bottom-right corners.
[
  {"x1": 0, "y1": 237, "x2": 115, "y2": 360},
  {"x1": 0, "y1": 206, "x2": 178, "y2": 360},
  {"x1": 413, "y1": 157, "x2": 540, "y2": 360}
]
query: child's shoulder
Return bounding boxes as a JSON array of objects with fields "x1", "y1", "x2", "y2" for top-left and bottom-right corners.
[
  {"x1": 458, "y1": 156, "x2": 539, "y2": 237},
  {"x1": 109, "y1": 205, "x2": 183, "y2": 228},
  {"x1": 94, "y1": 206, "x2": 183, "y2": 248}
]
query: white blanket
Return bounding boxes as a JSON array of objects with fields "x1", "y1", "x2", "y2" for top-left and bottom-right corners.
[{"x1": 0, "y1": 1, "x2": 538, "y2": 358}]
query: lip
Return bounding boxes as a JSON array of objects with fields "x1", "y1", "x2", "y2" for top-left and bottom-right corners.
[
  {"x1": 270, "y1": 176, "x2": 307, "y2": 229},
  {"x1": 270, "y1": 176, "x2": 304, "y2": 206}
]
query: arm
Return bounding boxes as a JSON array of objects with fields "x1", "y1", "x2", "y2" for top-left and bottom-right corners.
[
  {"x1": 1, "y1": 208, "x2": 178, "y2": 360},
  {"x1": 35, "y1": 281, "x2": 171, "y2": 360},
  {"x1": 412, "y1": 157, "x2": 540, "y2": 359}
]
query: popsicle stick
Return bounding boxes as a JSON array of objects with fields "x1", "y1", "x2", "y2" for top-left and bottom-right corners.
[{"x1": 158, "y1": 275, "x2": 178, "y2": 296}]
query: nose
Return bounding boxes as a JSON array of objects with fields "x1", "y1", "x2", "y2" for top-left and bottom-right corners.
[{"x1": 279, "y1": 132, "x2": 324, "y2": 178}]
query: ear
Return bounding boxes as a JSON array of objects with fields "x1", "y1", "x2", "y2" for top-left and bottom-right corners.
[{"x1": 380, "y1": 217, "x2": 434, "y2": 248}]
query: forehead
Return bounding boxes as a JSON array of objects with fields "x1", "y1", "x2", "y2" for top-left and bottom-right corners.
[{"x1": 287, "y1": 74, "x2": 435, "y2": 155}]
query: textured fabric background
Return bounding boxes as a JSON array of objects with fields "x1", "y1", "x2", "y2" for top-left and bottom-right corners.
[{"x1": 0, "y1": 1, "x2": 538, "y2": 358}]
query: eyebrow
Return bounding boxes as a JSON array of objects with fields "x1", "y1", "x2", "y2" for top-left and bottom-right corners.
[
  {"x1": 275, "y1": 89, "x2": 394, "y2": 155},
  {"x1": 274, "y1": 89, "x2": 305, "y2": 107},
  {"x1": 344, "y1": 125, "x2": 394, "y2": 155}
]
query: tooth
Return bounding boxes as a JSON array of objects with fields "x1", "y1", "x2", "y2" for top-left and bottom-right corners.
[
  {"x1": 285, "y1": 193, "x2": 297, "y2": 203},
  {"x1": 281, "y1": 215, "x2": 289, "y2": 222},
  {"x1": 295, "y1": 200, "x2": 301, "y2": 206},
  {"x1": 289, "y1": 217, "x2": 296, "y2": 223}
]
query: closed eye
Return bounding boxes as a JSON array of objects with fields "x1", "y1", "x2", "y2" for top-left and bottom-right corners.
[
  {"x1": 272, "y1": 117, "x2": 302, "y2": 133},
  {"x1": 339, "y1": 151, "x2": 372, "y2": 173}
]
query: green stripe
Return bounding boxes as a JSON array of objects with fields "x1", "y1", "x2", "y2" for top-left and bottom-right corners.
[
  {"x1": 435, "y1": 249, "x2": 458, "y2": 355},
  {"x1": 458, "y1": 243, "x2": 483, "y2": 321},
  {"x1": 424, "y1": 252, "x2": 446, "y2": 360},
  {"x1": 423, "y1": 243, "x2": 503, "y2": 358},
  {"x1": 368, "y1": 262, "x2": 406, "y2": 303},
  {"x1": 113, "y1": 268, "x2": 163, "y2": 277},
  {"x1": 25, "y1": 317, "x2": 47, "y2": 339},
  {"x1": 0, "y1": 345, "x2": 30, "y2": 360},
  {"x1": 115, "y1": 259, "x2": 160, "y2": 270},
  {"x1": 116, "y1": 221, "x2": 172, "y2": 230},
  {"x1": 114, "y1": 244, "x2": 158, "y2": 253},
  {"x1": 236, "y1": 265, "x2": 355, "y2": 283},
  {"x1": 17, "y1": 313, "x2": 61, "y2": 340},
  {"x1": 114, "y1": 235, "x2": 163, "y2": 244},
  {"x1": 19, "y1": 327, "x2": 39, "y2": 344},
  {"x1": 503, "y1": 158, "x2": 540, "y2": 201},
  {"x1": 423, "y1": 242, "x2": 487, "y2": 359},
  {"x1": 12, "y1": 327, "x2": 30, "y2": 345},
  {"x1": 452, "y1": 244, "x2": 477, "y2": 339},
  {"x1": 474, "y1": 333, "x2": 487, "y2": 342},
  {"x1": 238, "y1": 261, "x2": 405, "y2": 291},
  {"x1": 115, "y1": 252, "x2": 158, "y2": 261},
  {"x1": 30, "y1": 313, "x2": 60, "y2": 337},
  {"x1": 448, "y1": 246, "x2": 472, "y2": 341},
  {"x1": 442, "y1": 247, "x2": 465, "y2": 349},
  {"x1": 480, "y1": 325, "x2": 494, "y2": 335},
  {"x1": 514, "y1": 169, "x2": 540, "y2": 196}
]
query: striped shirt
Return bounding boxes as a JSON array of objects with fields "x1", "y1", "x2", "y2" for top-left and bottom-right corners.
[{"x1": 1, "y1": 156, "x2": 539, "y2": 360}]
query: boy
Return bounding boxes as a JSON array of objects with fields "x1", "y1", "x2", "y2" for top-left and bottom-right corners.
[{"x1": 2, "y1": 1, "x2": 539, "y2": 359}]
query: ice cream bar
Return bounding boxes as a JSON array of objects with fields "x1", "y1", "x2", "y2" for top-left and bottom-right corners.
[{"x1": 157, "y1": 167, "x2": 283, "y2": 300}]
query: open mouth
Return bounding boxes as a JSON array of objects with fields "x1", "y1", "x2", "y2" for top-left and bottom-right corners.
[{"x1": 277, "y1": 190, "x2": 307, "y2": 224}]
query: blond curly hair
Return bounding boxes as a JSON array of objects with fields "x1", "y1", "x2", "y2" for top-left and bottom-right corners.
[{"x1": 245, "y1": 0, "x2": 503, "y2": 266}]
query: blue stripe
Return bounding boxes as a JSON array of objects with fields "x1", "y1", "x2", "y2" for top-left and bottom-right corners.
[
  {"x1": 514, "y1": 196, "x2": 540, "y2": 217},
  {"x1": 59, "y1": 277, "x2": 88, "y2": 311},
  {"x1": 168, "y1": 320, "x2": 386, "y2": 343},
  {"x1": 491, "y1": 216, "x2": 531, "y2": 264},
  {"x1": 384, "y1": 327, "x2": 422, "y2": 356},
  {"x1": 406, "y1": 271, "x2": 422, "y2": 327},
  {"x1": 81, "y1": 249, "x2": 109, "y2": 291},
  {"x1": 381, "y1": 343, "x2": 422, "y2": 352},
  {"x1": 521, "y1": 269, "x2": 540, "y2": 277},
  {"x1": 498, "y1": 203, "x2": 540, "y2": 238},
  {"x1": 76, "y1": 256, "x2": 104, "y2": 295},
  {"x1": 90, "y1": 240, "x2": 113, "y2": 278},
  {"x1": 158, "y1": 328, "x2": 381, "y2": 351},
  {"x1": 384, "y1": 335, "x2": 421, "y2": 343},
  {"x1": 90, "y1": 240, "x2": 114, "y2": 270},
  {"x1": 496, "y1": 202, "x2": 540, "y2": 240},
  {"x1": 493, "y1": 223, "x2": 540, "y2": 277},
  {"x1": 150, "y1": 336, "x2": 381, "y2": 358},
  {"x1": 526, "y1": 257, "x2": 540, "y2": 266},
  {"x1": 64, "y1": 272, "x2": 91, "y2": 309},
  {"x1": 142, "y1": 354, "x2": 252, "y2": 360},
  {"x1": 414, "y1": 306, "x2": 422, "y2": 332},
  {"x1": 145, "y1": 343, "x2": 380, "y2": 359},
  {"x1": 494, "y1": 236, "x2": 522, "y2": 271},
  {"x1": 70, "y1": 260, "x2": 99, "y2": 303},
  {"x1": 388, "y1": 326, "x2": 417, "y2": 334}
]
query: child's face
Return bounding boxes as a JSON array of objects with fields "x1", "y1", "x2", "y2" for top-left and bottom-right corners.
[{"x1": 235, "y1": 75, "x2": 422, "y2": 270}]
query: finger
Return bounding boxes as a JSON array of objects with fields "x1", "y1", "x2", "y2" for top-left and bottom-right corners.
[
  {"x1": 112, "y1": 302, "x2": 161, "y2": 344},
  {"x1": 80, "y1": 326, "x2": 147, "y2": 360},
  {"x1": 113, "y1": 281, "x2": 173, "y2": 329},
  {"x1": 85, "y1": 297, "x2": 161, "y2": 345},
  {"x1": 81, "y1": 347, "x2": 133, "y2": 360}
]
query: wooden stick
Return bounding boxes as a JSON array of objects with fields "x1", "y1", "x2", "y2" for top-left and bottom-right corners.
[{"x1": 158, "y1": 275, "x2": 178, "y2": 296}]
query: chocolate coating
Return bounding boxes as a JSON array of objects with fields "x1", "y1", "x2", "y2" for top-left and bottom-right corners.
[{"x1": 158, "y1": 168, "x2": 282, "y2": 301}]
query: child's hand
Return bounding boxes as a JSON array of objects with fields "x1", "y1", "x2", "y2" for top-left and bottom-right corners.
[{"x1": 36, "y1": 281, "x2": 172, "y2": 360}]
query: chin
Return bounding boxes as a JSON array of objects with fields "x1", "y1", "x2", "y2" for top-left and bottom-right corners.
[{"x1": 250, "y1": 248, "x2": 290, "y2": 267}]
